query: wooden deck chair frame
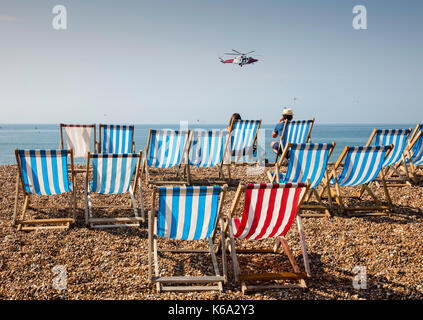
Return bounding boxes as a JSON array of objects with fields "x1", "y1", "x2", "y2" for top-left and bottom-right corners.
[
  {"x1": 148, "y1": 185, "x2": 228, "y2": 292},
  {"x1": 268, "y1": 142, "x2": 336, "y2": 218},
  {"x1": 224, "y1": 183, "x2": 311, "y2": 293},
  {"x1": 142, "y1": 129, "x2": 191, "y2": 185},
  {"x1": 329, "y1": 145, "x2": 393, "y2": 217},
  {"x1": 60, "y1": 123, "x2": 97, "y2": 173},
  {"x1": 228, "y1": 119, "x2": 262, "y2": 166},
  {"x1": 365, "y1": 128, "x2": 412, "y2": 186},
  {"x1": 13, "y1": 149, "x2": 76, "y2": 231},
  {"x1": 274, "y1": 118, "x2": 315, "y2": 163},
  {"x1": 98, "y1": 124, "x2": 135, "y2": 153},
  {"x1": 185, "y1": 129, "x2": 232, "y2": 184},
  {"x1": 84, "y1": 151, "x2": 144, "y2": 228}
]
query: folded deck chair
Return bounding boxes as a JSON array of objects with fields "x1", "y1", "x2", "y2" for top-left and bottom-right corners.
[
  {"x1": 148, "y1": 185, "x2": 227, "y2": 292},
  {"x1": 329, "y1": 145, "x2": 393, "y2": 216},
  {"x1": 84, "y1": 152, "x2": 144, "y2": 228},
  {"x1": 405, "y1": 126, "x2": 423, "y2": 182},
  {"x1": 187, "y1": 129, "x2": 231, "y2": 183},
  {"x1": 229, "y1": 119, "x2": 261, "y2": 165},
  {"x1": 13, "y1": 149, "x2": 76, "y2": 231},
  {"x1": 225, "y1": 182, "x2": 310, "y2": 293},
  {"x1": 274, "y1": 119, "x2": 315, "y2": 162},
  {"x1": 267, "y1": 142, "x2": 336, "y2": 217},
  {"x1": 365, "y1": 128, "x2": 412, "y2": 186},
  {"x1": 98, "y1": 124, "x2": 135, "y2": 153},
  {"x1": 143, "y1": 129, "x2": 190, "y2": 185}
]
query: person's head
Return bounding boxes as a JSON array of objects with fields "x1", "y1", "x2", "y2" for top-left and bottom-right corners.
[
  {"x1": 282, "y1": 108, "x2": 293, "y2": 121},
  {"x1": 229, "y1": 113, "x2": 241, "y2": 125}
]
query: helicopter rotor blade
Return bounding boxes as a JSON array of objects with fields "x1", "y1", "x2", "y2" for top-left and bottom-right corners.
[
  {"x1": 224, "y1": 53, "x2": 239, "y2": 55},
  {"x1": 245, "y1": 50, "x2": 255, "y2": 54},
  {"x1": 231, "y1": 49, "x2": 242, "y2": 54}
]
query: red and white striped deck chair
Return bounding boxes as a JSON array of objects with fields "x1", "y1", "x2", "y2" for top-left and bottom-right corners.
[{"x1": 225, "y1": 182, "x2": 310, "y2": 293}]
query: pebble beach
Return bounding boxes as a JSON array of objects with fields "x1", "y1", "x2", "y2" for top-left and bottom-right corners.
[{"x1": 1, "y1": 164, "x2": 423, "y2": 300}]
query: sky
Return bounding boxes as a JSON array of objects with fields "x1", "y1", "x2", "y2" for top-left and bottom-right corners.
[{"x1": 0, "y1": 0, "x2": 422, "y2": 124}]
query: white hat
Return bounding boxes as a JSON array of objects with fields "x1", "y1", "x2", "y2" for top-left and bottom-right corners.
[{"x1": 283, "y1": 108, "x2": 293, "y2": 116}]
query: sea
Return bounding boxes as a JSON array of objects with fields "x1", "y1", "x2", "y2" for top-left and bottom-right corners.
[{"x1": 0, "y1": 123, "x2": 415, "y2": 165}]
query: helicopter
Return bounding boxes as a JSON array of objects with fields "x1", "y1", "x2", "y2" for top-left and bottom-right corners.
[{"x1": 219, "y1": 49, "x2": 259, "y2": 67}]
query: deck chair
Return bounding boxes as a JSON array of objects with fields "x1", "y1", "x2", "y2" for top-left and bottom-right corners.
[
  {"x1": 187, "y1": 129, "x2": 231, "y2": 183},
  {"x1": 60, "y1": 123, "x2": 96, "y2": 173},
  {"x1": 13, "y1": 149, "x2": 76, "y2": 231},
  {"x1": 98, "y1": 124, "x2": 135, "y2": 153},
  {"x1": 267, "y1": 142, "x2": 336, "y2": 217},
  {"x1": 329, "y1": 145, "x2": 393, "y2": 217},
  {"x1": 84, "y1": 152, "x2": 144, "y2": 228},
  {"x1": 225, "y1": 182, "x2": 310, "y2": 293},
  {"x1": 404, "y1": 126, "x2": 423, "y2": 182},
  {"x1": 365, "y1": 128, "x2": 412, "y2": 186},
  {"x1": 274, "y1": 119, "x2": 315, "y2": 162},
  {"x1": 143, "y1": 129, "x2": 190, "y2": 185},
  {"x1": 148, "y1": 185, "x2": 227, "y2": 292},
  {"x1": 229, "y1": 119, "x2": 261, "y2": 165}
]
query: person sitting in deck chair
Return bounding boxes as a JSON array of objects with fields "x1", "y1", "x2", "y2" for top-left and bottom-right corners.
[
  {"x1": 270, "y1": 108, "x2": 294, "y2": 155},
  {"x1": 226, "y1": 113, "x2": 241, "y2": 131}
]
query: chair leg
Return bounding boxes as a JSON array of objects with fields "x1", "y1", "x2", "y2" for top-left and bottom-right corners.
[
  {"x1": 138, "y1": 175, "x2": 145, "y2": 221},
  {"x1": 296, "y1": 215, "x2": 311, "y2": 277},
  {"x1": 13, "y1": 174, "x2": 20, "y2": 226},
  {"x1": 208, "y1": 238, "x2": 223, "y2": 291},
  {"x1": 227, "y1": 221, "x2": 240, "y2": 282},
  {"x1": 220, "y1": 218, "x2": 228, "y2": 283}
]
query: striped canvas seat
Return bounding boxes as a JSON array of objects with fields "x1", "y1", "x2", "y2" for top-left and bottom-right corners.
[
  {"x1": 17, "y1": 149, "x2": 72, "y2": 195},
  {"x1": 409, "y1": 134, "x2": 423, "y2": 166},
  {"x1": 149, "y1": 185, "x2": 227, "y2": 292},
  {"x1": 271, "y1": 143, "x2": 333, "y2": 188},
  {"x1": 231, "y1": 183, "x2": 307, "y2": 240},
  {"x1": 268, "y1": 142, "x2": 335, "y2": 217},
  {"x1": 226, "y1": 182, "x2": 311, "y2": 292},
  {"x1": 230, "y1": 120, "x2": 261, "y2": 159},
  {"x1": 406, "y1": 125, "x2": 423, "y2": 167},
  {"x1": 157, "y1": 186, "x2": 222, "y2": 240},
  {"x1": 147, "y1": 129, "x2": 189, "y2": 168},
  {"x1": 60, "y1": 124, "x2": 95, "y2": 158},
  {"x1": 281, "y1": 120, "x2": 314, "y2": 147},
  {"x1": 85, "y1": 152, "x2": 144, "y2": 228},
  {"x1": 14, "y1": 149, "x2": 75, "y2": 231},
  {"x1": 100, "y1": 124, "x2": 134, "y2": 153},
  {"x1": 331, "y1": 146, "x2": 392, "y2": 187},
  {"x1": 89, "y1": 153, "x2": 139, "y2": 194},
  {"x1": 188, "y1": 130, "x2": 229, "y2": 167},
  {"x1": 373, "y1": 129, "x2": 411, "y2": 167}
]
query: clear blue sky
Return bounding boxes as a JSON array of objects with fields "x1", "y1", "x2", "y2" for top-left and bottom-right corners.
[{"x1": 1, "y1": 0, "x2": 422, "y2": 124}]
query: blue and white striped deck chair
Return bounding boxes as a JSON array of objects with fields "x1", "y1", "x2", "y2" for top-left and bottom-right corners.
[
  {"x1": 329, "y1": 145, "x2": 393, "y2": 216},
  {"x1": 99, "y1": 124, "x2": 135, "y2": 153},
  {"x1": 275, "y1": 119, "x2": 315, "y2": 161},
  {"x1": 144, "y1": 129, "x2": 190, "y2": 184},
  {"x1": 14, "y1": 149, "x2": 76, "y2": 231},
  {"x1": 366, "y1": 128, "x2": 412, "y2": 185},
  {"x1": 148, "y1": 185, "x2": 228, "y2": 292},
  {"x1": 405, "y1": 125, "x2": 423, "y2": 181},
  {"x1": 187, "y1": 130, "x2": 231, "y2": 183},
  {"x1": 230, "y1": 119, "x2": 261, "y2": 164},
  {"x1": 267, "y1": 142, "x2": 336, "y2": 217},
  {"x1": 84, "y1": 152, "x2": 144, "y2": 228}
]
